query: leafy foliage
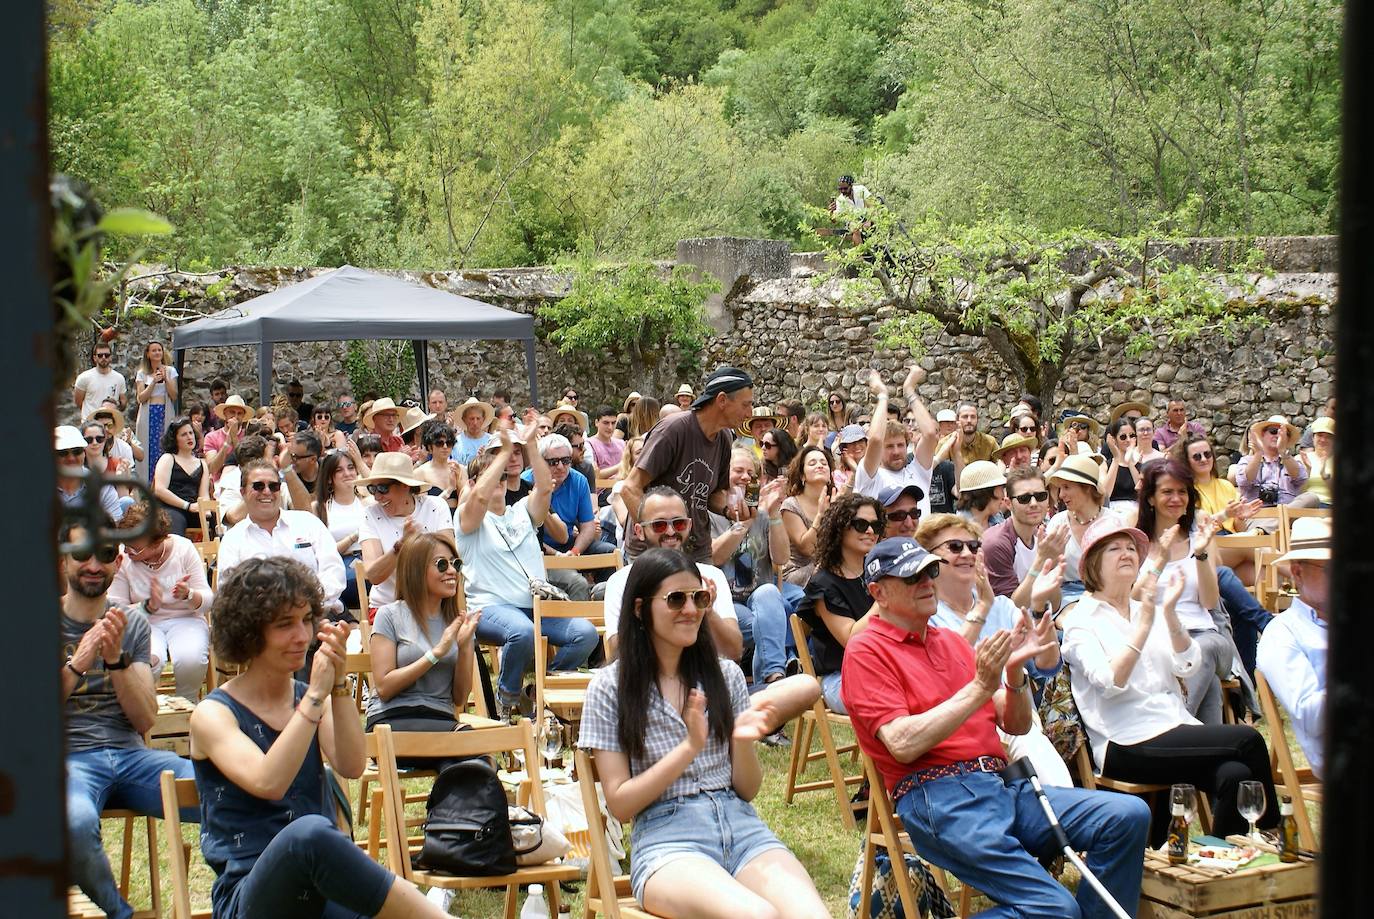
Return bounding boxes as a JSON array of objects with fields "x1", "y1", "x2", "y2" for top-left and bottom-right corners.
[{"x1": 343, "y1": 340, "x2": 417, "y2": 402}]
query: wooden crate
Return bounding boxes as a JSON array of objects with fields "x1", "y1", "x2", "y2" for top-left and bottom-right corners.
[
  {"x1": 1139, "y1": 839, "x2": 1318, "y2": 918},
  {"x1": 149, "y1": 694, "x2": 194, "y2": 755}
]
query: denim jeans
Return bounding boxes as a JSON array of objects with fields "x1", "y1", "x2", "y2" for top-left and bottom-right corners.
[
  {"x1": 895, "y1": 771, "x2": 1150, "y2": 919},
  {"x1": 474, "y1": 603, "x2": 599, "y2": 698},
  {"x1": 68, "y1": 747, "x2": 197, "y2": 919},
  {"x1": 228, "y1": 814, "x2": 394, "y2": 918},
  {"x1": 820, "y1": 671, "x2": 848, "y2": 714},
  {"x1": 1216, "y1": 565, "x2": 1273, "y2": 678},
  {"x1": 734, "y1": 582, "x2": 803, "y2": 682}
]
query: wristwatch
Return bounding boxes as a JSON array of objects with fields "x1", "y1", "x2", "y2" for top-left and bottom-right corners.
[
  {"x1": 105, "y1": 652, "x2": 132, "y2": 671},
  {"x1": 1191, "y1": 550, "x2": 1209, "y2": 561}
]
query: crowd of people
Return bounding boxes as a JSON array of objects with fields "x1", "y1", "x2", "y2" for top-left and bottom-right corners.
[{"x1": 59, "y1": 343, "x2": 1332, "y2": 918}]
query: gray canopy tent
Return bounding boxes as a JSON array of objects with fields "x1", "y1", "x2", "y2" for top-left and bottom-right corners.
[{"x1": 171, "y1": 264, "x2": 539, "y2": 406}]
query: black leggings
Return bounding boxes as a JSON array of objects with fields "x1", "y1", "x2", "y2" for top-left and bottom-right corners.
[{"x1": 1103, "y1": 724, "x2": 1279, "y2": 846}]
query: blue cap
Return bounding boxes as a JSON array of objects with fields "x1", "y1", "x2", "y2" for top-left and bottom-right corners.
[
  {"x1": 837, "y1": 423, "x2": 868, "y2": 445},
  {"x1": 877, "y1": 482, "x2": 925, "y2": 507},
  {"x1": 863, "y1": 538, "x2": 943, "y2": 586}
]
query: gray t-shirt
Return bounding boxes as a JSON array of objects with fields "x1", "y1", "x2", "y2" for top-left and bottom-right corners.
[
  {"x1": 632, "y1": 410, "x2": 733, "y2": 562},
  {"x1": 62, "y1": 605, "x2": 153, "y2": 753},
  {"x1": 366, "y1": 600, "x2": 458, "y2": 721}
]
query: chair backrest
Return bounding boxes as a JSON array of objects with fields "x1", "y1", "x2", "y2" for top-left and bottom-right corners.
[
  {"x1": 575, "y1": 748, "x2": 628, "y2": 919},
  {"x1": 197, "y1": 497, "x2": 221, "y2": 539},
  {"x1": 371, "y1": 721, "x2": 547, "y2": 881},
  {"x1": 1277, "y1": 505, "x2": 1331, "y2": 553},
  {"x1": 1254, "y1": 670, "x2": 1321, "y2": 850},
  {"x1": 353, "y1": 558, "x2": 371, "y2": 620},
  {"x1": 789, "y1": 614, "x2": 820, "y2": 679},
  {"x1": 1214, "y1": 532, "x2": 1277, "y2": 552},
  {"x1": 160, "y1": 770, "x2": 200, "y2": 919},
  {"x1": 542, "y1": 551, "x2": 623, "y2": 573},
  {"x1": 1254, "y1": 547, "x2": 1292, "y2": 612},
  {"x1": 860, "y1": 752, "x2": 925, "y2": 919},
  {"x1": 344, "y1": 652, "x2": 373, "y2": 713}
]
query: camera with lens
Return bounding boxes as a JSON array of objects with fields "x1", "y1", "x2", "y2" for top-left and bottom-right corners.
[{"x1": 1257, "y1": 483, "x2": 1280, "y2": 506}]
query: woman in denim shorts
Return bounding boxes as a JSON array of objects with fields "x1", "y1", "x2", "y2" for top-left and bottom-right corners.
[{"x1": 578, "y1": 548, "x2": 829, "y2": 918}]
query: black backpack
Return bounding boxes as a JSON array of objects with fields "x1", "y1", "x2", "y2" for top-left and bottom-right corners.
[{"x1": 415, "y1": 759, "x2": 516, "y2": 876}]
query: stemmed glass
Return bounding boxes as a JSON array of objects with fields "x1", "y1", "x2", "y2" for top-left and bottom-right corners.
[
  {"x1": 540, "y1": 716, "x2": 565, "y2": 767},
  {"x1": 1238, "y1": 780, "x2": 1266, "y2": 842}
]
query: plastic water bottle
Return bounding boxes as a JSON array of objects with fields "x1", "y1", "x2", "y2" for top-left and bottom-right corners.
[{"x1": 519, "y1": 884, "x2": 547, "y2": 919}]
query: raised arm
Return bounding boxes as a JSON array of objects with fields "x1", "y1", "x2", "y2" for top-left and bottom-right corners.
[
  {"x1": 458, "y1": 433, "x2": 511, "y2": 535},
  {"x1": 902, "y1": 367, "x2": 938, "y2": 468},
  {"x1": 860, "y1": 375, "x2": 889, "y2": 479}
]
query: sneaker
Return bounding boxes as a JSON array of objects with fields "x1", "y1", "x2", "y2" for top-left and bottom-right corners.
[
  {"x1": 496, "y1": 692, "x2": 523, "y2": 724},
  {"x1": 760, "y1": 728, "x2": 791, "y2": 748},
  {"x1": 426, "y1": 886, "x2": 454, "y2": 912},
  {"x1": 784, "y1": 657, "x2": 802, "y2": 678}
]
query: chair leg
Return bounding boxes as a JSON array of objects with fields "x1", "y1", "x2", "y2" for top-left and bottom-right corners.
[
  {"x1": 367, "y1": 789, "x2": 384, "y2": 860},
  {"x1": 504, "y1": 884, "x2": 518, "y2": 919},
  {"x1": 814, "y1": 712, "x2": 856, "y2": 830},
  {"x1": 547, "y1": 882, "x2": 561, "y2": 918},
  {"x1": 959, "y1": 883, "x2": 973, "y2": 918},
  {"x1": 357, "y1": 774, "x2": 372, "y2": 827},
  {"x1": 118, "y1": 815, "x2": 135, "y2": 896},
  {"x1": 783, "y1": 715, "x2": 808, "y2": 804},
  {"x1": 144, "y1": 816, "x2": 161, "y2": 917}
]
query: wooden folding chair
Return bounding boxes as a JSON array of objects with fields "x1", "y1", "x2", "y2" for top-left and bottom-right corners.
[
  {"x1": 1255, "y1": 671, "x2": 1321, "y2": 851},
  {"x1": 857, "y1": 751, "x2": 975, "y2": 919},
  {"x1": 541, "y1": 550, "x2": 624, "y2": 576},
  {"x1": 1073, "y1": 743, "x2": 1212, "y2": 832},
  {"x1": 574, "y1": 748, "x2": 666, "y2": 919},
  {"x1": 373, "y1": 722, "x2": 580, "y2": 918},
  {"x1": 783, "y1": 615, "x2": 865, "y2": 830},
  {"x1": 532, "y1": 598, "x2": 605, "y2": 737},
  {"x1": 1214, "y1": 532, "x2": 1275, "y2": 592},
  {"x1": 159, "y1": 771, "x2": 212, "y2": 919},
  {"x1": 1253, "y1": 546, "x2": 1292, "y2": 613},
  {"x1": 1276, "y1": 506, "x2": 1330, "y2": 554},
  {"x1": 67, "y1": 811, "x2": 161, "y2": 919}
]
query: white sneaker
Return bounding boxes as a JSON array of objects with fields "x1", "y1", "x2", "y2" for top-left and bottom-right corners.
[{"x1": 426, "y1": 886, "x2": 455, "y2": 913}]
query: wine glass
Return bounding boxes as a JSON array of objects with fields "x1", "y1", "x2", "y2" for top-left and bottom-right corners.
[
  {"x1": 540, "y1": 716, "x2": 565, "y2": 766},
  {"x1": 1171, "y1": 784, "x2": 1198, "y2": 829},
  {"x1": 1237, "y1": 780, "x2": 1266, "y2": 841}
]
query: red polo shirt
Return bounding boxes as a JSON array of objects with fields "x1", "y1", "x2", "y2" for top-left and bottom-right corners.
[{"x1": 841, "y1": 614, "x2": 1003, "y2": 793}]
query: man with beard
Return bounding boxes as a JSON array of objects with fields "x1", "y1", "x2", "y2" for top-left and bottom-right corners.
[
  {"x1": 936, "y1": 402, "x2": 1000, "y2": 466},
  {"x1": 602, "y1": 487, "x2": 742, "y2": 662},
  {"x1": 61, "y1": 520, "x2": 195, "y2": 919},
  {"x1": 981, "y1": 466, "x2": 1070, "y2": 609}
]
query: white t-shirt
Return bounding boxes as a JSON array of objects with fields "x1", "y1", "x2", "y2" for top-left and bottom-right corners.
[
  {"x1": 325, "y1": 497, "x2": 366, "y2": 547},
  {"x1": 853, "y1": 459, "x2": 933, "y2": 517},
  {"x1": 358, "y1": 494, "x2": 454, "y2": 607},
  {"x1": 1014, "y1": 536, "x2": 1037, "y2": 582},
  {"x1": 74, "y1": 367, "x2": 127, "y2": 418},
  {"x1": 602, "y1": 560, "x2": 736, "y2": 637},
  {"x1": 135, "y1": 366, "x2": 178, "y2": 401}
]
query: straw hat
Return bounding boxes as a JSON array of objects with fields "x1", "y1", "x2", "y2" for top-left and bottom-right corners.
[
  {"x1": 1048, "y1": 454, "x2": 1107, "y2": 494},
  {"x1": 738, "y1": 406, "x2": 784, "y2": 439},
  {"x1": 1075, "y1": 440, "x2": 1107, "y2": 465},
  {"x1": 992, "y1": 432, "x2": 1037, "y2": 461},
  {"x1": 91, "y1": 405, "x2": 125, "y2": 437},
  {"x1": 1109, "y1": 401, "x2": 1151, "y2": 422},
  {"x1": 362, "y1": 397, "x2": 402, "y2": 431},
  {"x1": 1249, "y1": 414, "x2": 1301, "y2": 445},
  {"x1": 935, "y1": 409, "x2": 957, "y2": 424},
  {"x1": 1275, "y1": 517, "x2": 1331, "y2": 570},
  {"x1": 675, "y1": 383, "x2": 695, "y2": 399},
  {"x1": 547, "y1": 402, "x2": 588, "y2": 431},
  {"x1": 55, "y1": 425, "x2": 86, "y2": 451},
  {"x1": 400, "y1": 405, "x2": 436, "y2": 436},
  {"x1": 1080, "y1": 516, "x2": 1150, "y2": 560},
  {"x1": 353, "y1": 452, "x2": 430, "y2": 489},
  {"x1": 1056, "y1": 411, "x2": 1102, "y2": 438},
  {"x1": 622, "y1": 391, "x2": 642, "y2": 414},
  {"x1": 213, "y1": 394, "x2": 251, "y2": 421},
  {"x1": 959, "y1": 460, "x2": 1007, "y2": 493},
  {"x1": 450, "y1": 397, "x2": 495, "y2": 431},
  {"x1": 1310, "y1": 416, "x2": 1335, "y2": 436}
]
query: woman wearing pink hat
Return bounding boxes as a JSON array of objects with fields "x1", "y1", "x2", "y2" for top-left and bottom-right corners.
[{"x1": 1060, "y1": 516, "x2": 1277, "y2": 847}]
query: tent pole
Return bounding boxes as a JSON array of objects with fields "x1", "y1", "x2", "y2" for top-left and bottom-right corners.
[
  {"x1": 524, "y1": 337, "x2": 540, "y2": 407},
  {"x1": 257, "y1": 342, "x2": 273, "y2": 406},
  {"x1": 412, "y1": 340, "x2": 429, "y2": 401},
  {"x1": 173, "y1": 349, "x2": 186, "y2": 414}
]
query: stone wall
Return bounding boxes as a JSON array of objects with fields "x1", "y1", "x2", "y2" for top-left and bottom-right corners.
[{"x1": 64, "y1": 237, "x2": 1337, "y2": 455}]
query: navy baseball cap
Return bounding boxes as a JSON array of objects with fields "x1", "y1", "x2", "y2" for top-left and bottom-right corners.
[
  {"x1": 863, "y1": 538, "x2": 943, "y2": 586},
  {"x1": 837, "y1": 423, "x2": 868, "y2": 446},
  {"x1": 877, "y1": 482, "x2": 925, "y2": 507},
  {"x1": 690, "y1": 366, "x2": 754, "y2": 410}
]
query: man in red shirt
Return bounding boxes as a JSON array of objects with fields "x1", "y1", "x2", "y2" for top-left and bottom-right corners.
[{"x1": 842, "y1": 538, "x2": 1150, "y2": 919}]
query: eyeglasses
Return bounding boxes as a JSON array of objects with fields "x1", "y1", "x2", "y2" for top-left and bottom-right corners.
[
  {"x1": 1011, "y1": 490, "x2": 1050, "y2": 505},
  {"x1": 94, "y1": 352, "x2": 111, "y2": 360},
  {"x1": 249, "y1": 480, "x2": 283, "y2": 493},
  {"x1": 935, "y1": 538, "x2": 981, "y2": 555},
  {"x1": 1263, "y1": 427, "x2": 1281, "y2": 436},
  {"x1": 291, "y1": 452, "x2": 318, "y2": 462},
  {"x1": 432, "y1": 557, "x2": 462, "y2": 573},
  {"x1": 338, "y1": 401, "x2": 355, "y2": 408},
  {"x1": 545, "y1": 456, "x2": 573, "y2": 467},
  {"x1": 71, "y1": 544, "x2": 120, "y2": 564},
  {"x1": 885, "y1": 508, "x2": 920, "y2": 523},
  {"x1": 899, "y1": 567, "x2": 940, "y2": 585},
  {"x1": 644, "y1": 516, "x2": 691, "y2": 535},
  {"x1": 84, "y1": 434, "x2": 106, "y2": 444},
  {"x1": 652, "y1": 589, "x2": 713, "y2": 612},
  {"x1": 761, "y1": 441, "x2": 777, "y2": 449},
  {"x1": 366, "y1": 482, "x2": 401, "y2": 495},
  {"x1": 829, "y1": 398, "x2": 843, "y2": 405},
  {"x1": 58, "y1": 448, "x2": 85, "y2": 459},
  {"x1": 848, "y1": 518, "x2": 885, "y2": 535},
  {"x1": 1190, "y1": 450, "x2": 1213, "y2": 461}
]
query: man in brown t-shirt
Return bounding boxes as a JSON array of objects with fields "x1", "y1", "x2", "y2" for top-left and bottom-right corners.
[{"x1": 620, "y1": 366, "x2": 754, "y2": 562}]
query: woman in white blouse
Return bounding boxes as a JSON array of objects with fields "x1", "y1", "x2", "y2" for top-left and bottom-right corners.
[
  {"x1": 1060, "y1": 517, "x2": 1276, "y2": 846},
  {"x1": 313, "y1": 451, "x2": 367, "y2": 614},
  {"x1": 109, "y1": 502, "x2": 212, "y2": 699},
  {"x1": 355, "y1": 453, "x2": 455, "y2": 623}
]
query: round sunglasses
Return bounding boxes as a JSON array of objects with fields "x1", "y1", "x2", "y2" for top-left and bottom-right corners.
[
  {"x1": 652, "y1": 589, "x2": 713, "y2": 612},
  {"x1": 432, "y1": 557, "x2": 461, "y2": 573}
]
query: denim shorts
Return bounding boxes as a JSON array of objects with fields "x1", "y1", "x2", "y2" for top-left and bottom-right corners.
[{"x1": 629, "y1": 788, "x2": 787, "y2": 904}]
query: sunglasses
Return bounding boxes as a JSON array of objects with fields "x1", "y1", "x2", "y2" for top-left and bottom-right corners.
[
  {"x1": 644, "y1": 516, "x2": 691, "y2": 535},
  {"x1": 430, "y1": 438, "x2": 454, "y2": 447},
  {"x1": 338, "y1": 401, "x2": 355, "y2": 408},
  {"x1": 291, "y1": 452, "x2": 318, "y2": 462},
  {"x1": 936, "y1": 538, "x2": 982, "y2": 555},
  {"x1": 432, "y1": 557, "x2": 462, "y2": 573},
  {"x1": 885, "y1": 508, "x2": 920, "y2": 523},
  {"x1": 545, "y1": 456, "x2": 573, "y2": 467},
  {"x1": 1011, "y1": 490, "x2": 1050, "y2": 505},
  {"x1": 313, "y1": 413, "x2": 331, "y2": 420},
  {"x1": 899, "y1": 567, "x2": 940, "y2": 585},
  {"x1": 71, "y1": 544, "x2": 120, "y2": 564},
  {"x1": 84, "y1": 434, "x2": 106, "y2": 444},
  {"x1": 1263, "y1": 427, "x2": 1281, "y2": 436},
  {"x1": 1190, "y1": 450, "x2": 1213, "y2": 462},
  {"x1": 366, "y1": 482, "x2": 402, "y2": 495},
  {"x1": 849, "y1": 518, "x2": 885, "y2": 535},
  {"x1": 249, "y1": 480, "x2": 283, "y2": 493},
  {"x1": 1069, "y1": 421, "x2": 1090, "y2": 432},
  {"x1": 58, "y1": 448, "x2": 85, "y2": 459},
  {"x1": 761, "y1": 440, "x2": 777, "y2": 449},
  {"x1": 653, "y1": 589, "x2": 713, "y2": 612},
  {"x1": 1017, "y1": 425, "x2": 1037, "y2": 434}
]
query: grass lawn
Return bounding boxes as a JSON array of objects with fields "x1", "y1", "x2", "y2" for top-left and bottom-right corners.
[{"x1": 99, "y1": 713, "x2": 1316, "y2": 917}]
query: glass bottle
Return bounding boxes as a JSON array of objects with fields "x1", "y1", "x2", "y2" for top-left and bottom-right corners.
[
  {"x1": 1167, "y1": 802, "x2": 1189, "y2": 865},
  {"x1": 1278, "y1": 795, "x2": 1300, "y2": 863}
]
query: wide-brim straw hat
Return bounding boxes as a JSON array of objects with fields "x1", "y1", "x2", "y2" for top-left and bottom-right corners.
[
  {"x1": 1076, "y1": 441, "x2": 1107, "y2": 465},
  {"x1": 1080, "y1": 516, "x2": 1151, "y2": 561},
  {"x1": 400, "y1": 406, "x2": 436, "y2": 436},
  {"x1": 1057, "y1": 411, "x2": 1102, "y2": 438},
  {"x1": 675, "y1": 383, "x2": 695, "y2": 399},
  {"x1": 738, "y1": 406, "x2": 784, "y2": 439},
  {"x1": 91, "y1": 405, "x2": 125, "y2": 437},
  {"x1": 959, "y1": 460, "x2": 1007, "y2": 493},
  {"x1": 1109, "y1": 401, "x2": 1151, "y2": 422},
  {"x1": 1249, "y1": 414, "x2": 1301, "y2": 445},
  {"x1": 1275, "y1": 517, "x2": 1331, "y2": 570},
  {"x1": 450, "y1": 397, "x2": 495, "y2": 431},
  {"x1": 993, "y1": 432, "x2": 1038, "y2": 461},
  {"x1": 1048, "y1": 454, "x2": 1107, "y2": 494},
  {"x1": 212, "y1": 394, "x2": 251, "y2": 421},
  {"x1": 622, "y1": 391, "x2": 643, "y2": 414},
  {"x1": 362, "y1": 397, "x2": 402, "y2": 431},
  {"x1": 547, "y1": 402, "x2": 588, "y2": 430},
  {"x1": 353, "y1": 452, "x2": 429, "y2": 489}
]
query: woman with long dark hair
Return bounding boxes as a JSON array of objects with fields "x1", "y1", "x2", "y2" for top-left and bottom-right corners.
[
  {"x1": 577, "y1": 548, "x2": 826, "y2": 919},
  {"x1": 825, "y1": 391, "x2": 856, "y2": 434},
  {"x1": 313, "y1": 451, "x2": 366, "y2": 612},
  {"x1": 779, "y1": 445, "x2": 835, "y2": 587},
  {"x1": 134, "y1": 339, "x2": 178, "y2": 482},
  {"x1": 1102, "y1": 417, "x2": 1144, "y2": 516},
  {"x1": 759, "y1": 428, "x2": 797, "y2": 484},
  {"x1": 153, "y1": 417, "x2": 209, "y2": 537}
]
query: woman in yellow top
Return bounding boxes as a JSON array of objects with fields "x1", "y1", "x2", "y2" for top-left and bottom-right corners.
[
  {"x1": 1297, "y1": 417, "x2": 1333, "y2": 508},
  {"x1": 1174, "y1": 434, "x2": 1262, "y2": 583}
]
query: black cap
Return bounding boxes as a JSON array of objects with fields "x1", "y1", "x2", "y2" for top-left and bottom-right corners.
[{"x1": 690, "y1": 366, "x2": 754, "y2": 410}]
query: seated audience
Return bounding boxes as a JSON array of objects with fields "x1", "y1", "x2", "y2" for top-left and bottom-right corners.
[
  {"x1": 1294, "y1": 416, "x2": 1333, "y2": 509},
  {"x1": 588, "y1": 405, "x2": 626, "y2": 477},
  {"x1": 308, "y1": 403, "x2": 348, "y2": 451},
  {"x1": 1060, "y1": 517, "x2": 1278, "y2": 845},
  {"x1": 578, "y1": 548, "x2": 828, "y2": 919},
  {"x1": 312, "y1": 451, "x2": 366, "y2": 611},
  {"x1": 759, "y1": 428, "x2": 797, "y2": 485},
  {"x1": 1134, "y1": 416, "x2": 1165, "y2": 465},
  {"x1": 982, "y1": 467, "x2": 1070, "y2": 607},
  {"x1": 843, "y1": 536, "x2": 1150, "y2": 919},
  {"x1": 1102, "y1": 417, "x2": 1144, "y2": 516},
  {"x1": 357, "y1": 453, "x2": 455, "y2": 622},
  {"x1": 779, "y1": 445, "x2": 835, "y2": 586},
  {"x1": 216, "y1": 432, "x2": 273, "y2": 526},
  {"x1": 877, "y1": 482, "x2": 923, "y2": 539},
  {"x1": 1234, "y1": 415, "x2": 1308, "y2": 523},
  {"x1": 57, "y1": 424, "x2": 124, "y2": 521},
  {"x1": 1154, "y1": 398, "x2": 1205, "y2": 451},
  {"x1": 854, "y1": 369, "x2": 938, "y2": 516},
  {"x1": 956, "y1": 460, "x2": 1008, "y2": 530},
  {"x1": 1046, "y1": 454, "x2": 1116, "y2": 602},
  {"x1": 152, "y1": 417, "x2": 210, "y2": 536},
  {"x1": 189, "y1": 556, "x2": 445, "y2": 918}
]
